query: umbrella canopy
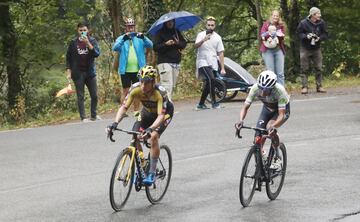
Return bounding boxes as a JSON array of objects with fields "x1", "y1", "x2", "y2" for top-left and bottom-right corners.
[{"x1": 147, "y1": 11, "x2": 201, "y2": 36}]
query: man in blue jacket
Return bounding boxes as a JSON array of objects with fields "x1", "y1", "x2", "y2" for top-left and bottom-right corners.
[
  {"x1": 66, "y1": 22, "x2": 100, "y2": 122},
  {"x1": 296, "y1": 7, "x2": 328, "y2": 94},
  {"x1": 113, "y1": 18, "x2": 153, "y2": 111}
]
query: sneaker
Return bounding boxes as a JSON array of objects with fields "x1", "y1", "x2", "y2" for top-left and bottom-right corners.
[
  {"x1": 143, "y1": 173, "x2": 155, "y2": 186},
  {"x1": 301, "y1": 87, "x2": 308, "y2": 94},
  {"x1": 316, "y1": 87, "x2": 326, "y2": 93},
  {"x1": 82, "y1": 118, "x2": 91, "y2": 122},
  {"x1": 195, "y1": 104, "x2": 209, "y2": 111},
  {"x1": 212, "y1": 103, "x2": 221, "y2": 109},
  {"x1": 270, "y1": 157, "x2": 282, "y2": 171},
  {"x1": 90, "y1": 115, "x2": 102, "y2": 121}
]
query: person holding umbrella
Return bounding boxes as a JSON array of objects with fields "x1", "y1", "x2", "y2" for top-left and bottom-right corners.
[{"x1": 153, "y1": 19, "x2": 187, "y2": 101}]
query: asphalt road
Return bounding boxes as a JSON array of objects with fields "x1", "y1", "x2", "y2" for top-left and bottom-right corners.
[{"x1": 1, "y1": 89, "x2": 360, "y2": 222}]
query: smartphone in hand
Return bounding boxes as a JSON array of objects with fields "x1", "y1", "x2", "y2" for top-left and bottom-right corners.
[{"x1": 81, "y1": 31, "x2": 87, "y2": 39}]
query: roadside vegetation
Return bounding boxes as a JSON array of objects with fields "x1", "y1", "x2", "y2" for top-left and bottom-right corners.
[{"x1": 1, "y1": 0, "x2": 359, "y2": 130}]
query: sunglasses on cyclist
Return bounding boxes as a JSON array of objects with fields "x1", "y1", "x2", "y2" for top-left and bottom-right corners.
[{"x1": 258, "y1": 85, "x2": 273, "y2": 93}]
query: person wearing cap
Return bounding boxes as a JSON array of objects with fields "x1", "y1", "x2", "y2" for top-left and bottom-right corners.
[
  {"x1": 106, "y1": 65, "x2": 174, "y2": 185},
  {"x1": 296, "y1": 7, "x2": 328, "y2": 94},
  {"x1": 194, "y1": 16, "x2": 226, "y2": 110},
  {"x1": 260, "y1": 10, "x2": 286, "y2": 86},
  {"x1": 153, "y1": 19, "x2": 187, "y2": 101},
  {"x1": 113, "y1": 18, "x2": 153, "y2": 111},
  {"x1": 66, "y1": 22, "x2": 101, "y2": 122}
]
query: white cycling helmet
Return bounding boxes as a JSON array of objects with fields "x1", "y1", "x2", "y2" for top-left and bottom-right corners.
[{"x1": 257, "y1": 70, "x2": 277, "y2": 88}]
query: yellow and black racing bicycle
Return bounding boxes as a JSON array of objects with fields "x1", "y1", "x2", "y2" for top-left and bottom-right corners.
[{"x1": 108, "y1": 127, "x2": 172, "y2": 211}]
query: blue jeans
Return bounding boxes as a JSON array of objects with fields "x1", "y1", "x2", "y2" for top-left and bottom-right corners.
[{"x1": 262, "y1": 48, "x2": 285, "y2": 85}]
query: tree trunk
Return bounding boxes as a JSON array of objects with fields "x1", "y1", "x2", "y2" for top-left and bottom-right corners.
[
  {"x1": 108, "y1": 0, "x2": 123, "y2": 40},
  {"x1": 254, "y1": 0, "x2": 262, "y2": 44},
  {"x1": 142, "y1": 0, "x2": 166, "y2": 31},
  {"x1": 142, "y1": 0, "x2": 166, "y2": 65},
  {"x1": 281, "y1": 0, "x2": 300, "y2": 81},
  {"x1": 0, "y1": 2, "x2": 22, "y2": 108}
]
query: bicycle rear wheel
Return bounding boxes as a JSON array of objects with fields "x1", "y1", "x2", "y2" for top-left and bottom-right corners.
[
  {"x1": 266, "y1": 143, "x2": 287, "y2": 200},
  {"x1": 146, "y1": 145, "x2": 172, "y2": 204},
  {"x1": 239, "y1": 147, "x2": 258, "y2": 207},
  {"x1": 109, "y1": 148, "x2": 135, "y2": 211}
]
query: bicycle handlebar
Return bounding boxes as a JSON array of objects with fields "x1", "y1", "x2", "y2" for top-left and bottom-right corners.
[
  {"x1": 108, "y1": 127, "x2": 151, "y2": 148},
  {"x1": 241, "y1": 126, "x2": 268, "y2": 133},
  {"x1": 236, "y1": 125, "x2": 269, "y2": 139}
]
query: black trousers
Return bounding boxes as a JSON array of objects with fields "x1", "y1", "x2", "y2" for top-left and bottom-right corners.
[
  {"x1": 73, "y1": 72, "x2": 98, "y2": 120},
  {"x1": 198, "y1": 66, "x2": 216, "y2": 105}
]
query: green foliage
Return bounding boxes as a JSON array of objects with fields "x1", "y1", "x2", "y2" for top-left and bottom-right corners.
[
  {"x1": 8, "y1": 95, "x2": 26, "y2": 124},
  {"x1": 1, "y1": 0, "x2": 359, "y2": 128}
]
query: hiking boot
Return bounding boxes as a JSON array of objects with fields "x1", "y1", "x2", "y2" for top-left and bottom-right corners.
[
  {"x1": 195, "y1": 104, "x2": 209, "y2": 111},
  {"x1": 316, "y1": 87, "x2": 326, "y2": 93},
  {"x1": 143, "y1": 173, "x2": 155, "y2": 186},
  {"x1": 301, "y1": 87, "x2": 308, "y2": 94}
]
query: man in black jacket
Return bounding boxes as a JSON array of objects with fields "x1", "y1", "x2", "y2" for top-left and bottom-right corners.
[
  {"x1": 296, "y1": 7, "x2": 328, "y2": 94},
  {"x1": 153, "y1": 20, "x2": 187, "y2": 100},
  {"x1": 66, "y1": 22, "x2": 100, "y2": 121}
]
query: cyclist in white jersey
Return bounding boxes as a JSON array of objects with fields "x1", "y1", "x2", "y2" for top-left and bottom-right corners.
[{"x1": 235, "y1": 70, "x2": 290, "y2": 139}]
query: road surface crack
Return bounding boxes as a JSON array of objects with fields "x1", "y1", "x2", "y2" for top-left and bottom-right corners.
[{"x1": 331, "y1": 210, "x2": 360, "y2": 221}]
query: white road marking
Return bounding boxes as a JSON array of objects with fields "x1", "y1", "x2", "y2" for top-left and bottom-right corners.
[{"x1": 292, "y1": 96, "x2": 337, "y2": 102}]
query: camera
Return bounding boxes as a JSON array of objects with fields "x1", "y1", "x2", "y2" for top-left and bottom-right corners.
[
  {"x1": 311, "y1": 38, "x2": 316, "y2": 45},
  {"x1": 308, "y1": 33, "x2": 318, "y2": 45}
]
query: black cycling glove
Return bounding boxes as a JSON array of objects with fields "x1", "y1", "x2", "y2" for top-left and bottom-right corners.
[
  {"x1": 107, "y1": 122, "x2": 118, "y2": 131},
  {"x1": 235, "y1": 121, "x2": 244, "y2": 138},
  {"x1": 142, "y1": 127, "x2": 153, "y2": 138},
  {"x1": 123, "y1": 34, "x2": 130, "y2": 41}
]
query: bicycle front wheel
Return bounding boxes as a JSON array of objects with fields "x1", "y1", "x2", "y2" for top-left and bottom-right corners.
[
  {"x1": 146, "y1": 145, "x2": 172, "y2": 204},
  {"x1": 239, "y1": 147, "x2": 258, "y2": 207},
  {"x1": 109, "y1": 148, "x2": 135, "y2": 211},
  {"x1": 266, "y1": 143, "x2": 287, "y2": 200}
]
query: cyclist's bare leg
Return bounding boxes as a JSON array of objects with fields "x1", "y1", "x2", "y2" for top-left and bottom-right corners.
[
  {"x1": 149, "y1": 132, "x2": 160, "y2": 174},
  {"x1": 267, "y1": 120, "x2": 280, "y2": 148}
]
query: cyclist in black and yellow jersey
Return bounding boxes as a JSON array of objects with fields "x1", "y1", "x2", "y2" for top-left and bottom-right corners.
[{"x1": 107, "y1": 65, "x2": 174, "y2": 185}]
